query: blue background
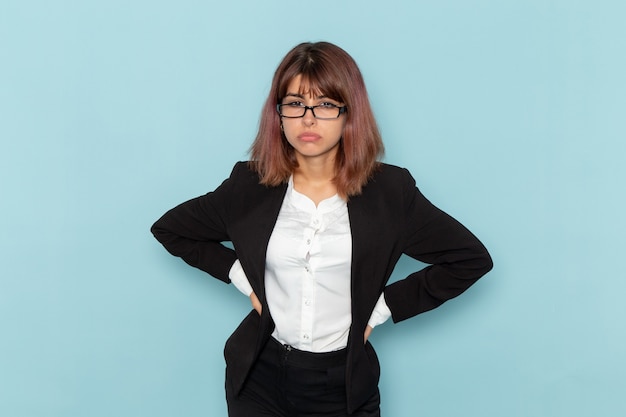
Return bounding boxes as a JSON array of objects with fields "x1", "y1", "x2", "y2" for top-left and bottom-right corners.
[{"x1": 1, "y1": 1, "x2": 625, "y2": 416}]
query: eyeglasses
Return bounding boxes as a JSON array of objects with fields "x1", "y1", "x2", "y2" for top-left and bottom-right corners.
[{"x1": 276, "y1": 103, "x2": 347, "y2": 120}]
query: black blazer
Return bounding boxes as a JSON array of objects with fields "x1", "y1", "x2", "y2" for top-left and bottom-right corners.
[{"x1": 151, "y1": 161, "x2": 492, "y2": 413}]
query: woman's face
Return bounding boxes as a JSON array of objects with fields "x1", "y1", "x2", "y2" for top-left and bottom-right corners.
[{"x1": 280, "y1": 75, "x2": 346, "y2": 166}]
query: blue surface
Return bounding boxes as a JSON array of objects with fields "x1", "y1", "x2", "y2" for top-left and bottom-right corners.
[{"x1": 1, "y1": 1, "x2": 625, "y2": 416}]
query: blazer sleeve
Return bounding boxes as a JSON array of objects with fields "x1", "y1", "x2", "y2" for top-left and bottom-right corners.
[
  {"x1": 150, "y1": 163, "x2": 244, "y2": 283},
  {"x1": 383, "y1": 169, "x2": 493, "y2": 323}
]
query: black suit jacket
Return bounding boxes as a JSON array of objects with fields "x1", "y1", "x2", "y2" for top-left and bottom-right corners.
[{"x1": 151, "y1": 161, "x2": 492, "y2": 413}]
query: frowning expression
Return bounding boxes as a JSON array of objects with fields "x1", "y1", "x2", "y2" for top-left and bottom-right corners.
[{"x1": 280, "y1": 75, "x2": 347, "y2": 165}]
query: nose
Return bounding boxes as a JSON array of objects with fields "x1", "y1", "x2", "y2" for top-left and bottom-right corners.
[{"x1": 302, "y1": 107, "x2": 316, "y2": 125}]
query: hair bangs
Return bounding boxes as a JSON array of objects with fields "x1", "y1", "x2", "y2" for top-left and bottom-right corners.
[
  {"x1": 278, "y1": 58, "x2": 346, "y2": 105},
  {"x1": 298, "y1": 70, "x2": 345, "y2": 104}
]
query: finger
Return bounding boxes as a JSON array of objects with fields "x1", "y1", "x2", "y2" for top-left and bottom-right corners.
[
  {"x1": 250, "y1": 292, "x2": 262, "y2": 315},
  {"x1": 364, "y1": 325, "x2": 373, "y2": 342}
]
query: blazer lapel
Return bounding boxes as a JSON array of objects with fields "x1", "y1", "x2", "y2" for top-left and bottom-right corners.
[
  {"x1": 231, "y1": 183, "x2": 288, "y2": 301},
  {"x1": 347, "y1": 194, "x2": 388, "y2": 329}
]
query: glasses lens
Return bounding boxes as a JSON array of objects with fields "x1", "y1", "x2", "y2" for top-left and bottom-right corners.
[
  {"x1": 280, "y1": 104, "x2": 304, "y2": 117},
  {"x1": 314, "y1": 105, "x2": 340, "y2": 119}
]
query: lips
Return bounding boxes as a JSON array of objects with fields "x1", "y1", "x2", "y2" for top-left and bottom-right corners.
[{"x1": 298, "y1": 132, "x2": 321, "y2": 142}]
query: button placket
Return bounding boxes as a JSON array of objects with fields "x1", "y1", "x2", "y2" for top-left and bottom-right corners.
[
  {"x1": 299, "y1": 211, "x2": 322, "y2": 348},
  {"x1": 303, "y1": 227, "x2": 314, "y2": 248},
  {"x1": 300, "y1": 262, "x2": 315, "y2": 348}
]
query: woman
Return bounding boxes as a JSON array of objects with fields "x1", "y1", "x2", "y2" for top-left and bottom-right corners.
[{"x1": 151, "y1": 41, "x2": 492, "y2": 417}]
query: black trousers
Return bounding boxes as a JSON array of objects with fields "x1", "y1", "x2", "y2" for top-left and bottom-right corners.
[{"x1": 226, "y1": 337, "x2": 380, "y2": 417}]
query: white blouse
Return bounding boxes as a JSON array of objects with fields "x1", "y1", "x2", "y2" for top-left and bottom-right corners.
[{"x1": 229, "y1": 177, "x2": 391, "y2": 352}]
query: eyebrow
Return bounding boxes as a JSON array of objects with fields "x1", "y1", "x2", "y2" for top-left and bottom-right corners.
[{"x1": 284, "y1": 92, "x2": 329, "y2": 100}]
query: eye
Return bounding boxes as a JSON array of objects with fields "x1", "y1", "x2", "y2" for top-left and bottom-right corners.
[
  {"x1": 284, "y1": 101, "x2": 304, "y2": 107},
  {"x1": 318, "y1": 102, "x2": 338, "y2": 109}
]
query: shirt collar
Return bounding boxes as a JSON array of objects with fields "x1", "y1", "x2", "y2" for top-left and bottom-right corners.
[{"x1": 286, "y1": 175, "x2": 346, "y2": 214}]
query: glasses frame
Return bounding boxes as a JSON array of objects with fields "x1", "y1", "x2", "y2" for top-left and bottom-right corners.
[{"x1": 276, "y1": 103, "x2": 347, "y2": 120}]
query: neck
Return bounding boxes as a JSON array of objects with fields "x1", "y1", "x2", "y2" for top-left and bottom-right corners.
[
  {"x1": 292, "y1": 155, "x2": 338, "y2": 206},
  {"x1": 293, "y1": 150, "x2": 337, "y2": 183},
  {"x1": 294, "y1": 161, "x2": 334, "y2": 183}
]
